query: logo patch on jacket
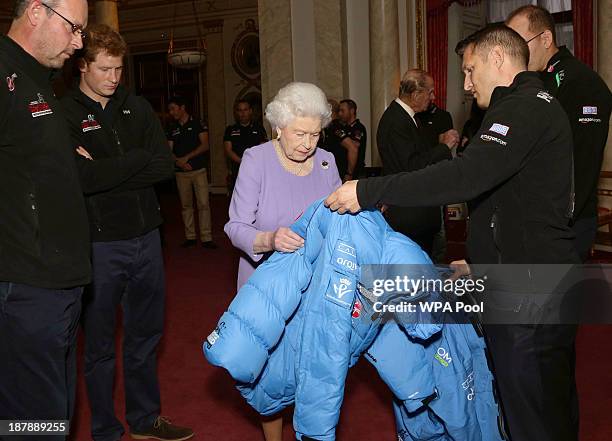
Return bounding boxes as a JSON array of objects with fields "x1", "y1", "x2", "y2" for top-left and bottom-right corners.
[
  {"x1": 29, "y1": 93, "x2": 53, "y2": 118},
  {"x1": 583, "y1": 106, "x2": 598, "y2": 115},
  {"x1": 536, "y1": 91, "x2": 553, "y2": 103},
  {"x1": 434, "y1": 347, "x2": 452, "y2": 367},
  {"x1": 81, "y1": 114, "x2": 102, "y2": 132},
  {"x1": 337, "y1": 242, "x2": 356, "y2": 258},
  {"x1": 6, "y1": 73, "x2": 17, "y2": 92},
  {"x1": 462, "y1": 371, "x2": 475, "y2": 401},
  {"x1": 333, "y1": 277, "x2": 353, "y2": 300},
  {"x1": 489, "y1": 123, "x2": 509, "y2": 136},
  {"x1": 480, "y1": 134, "x2": 507, "y2": 147},
  {"x1": 205, "y1": 321, "x2": 225, "y2": 349},
  {"x1": 326, "y1": 272, "x2": 355, "y2": 308}
]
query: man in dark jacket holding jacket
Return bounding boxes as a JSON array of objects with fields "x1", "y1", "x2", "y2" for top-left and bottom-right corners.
[
  {"x1": 507, "y1": 5, "x2": 612, "y2": 262},
  {"x1": 327, "y1": 25, "x2": 579, "y2": 441},
  {"x1": 0, "y1": 0, "x2": 89, "y2": 433},
  {"x1": 61, "y1": 24, "x2": 193, "y2": 441}
]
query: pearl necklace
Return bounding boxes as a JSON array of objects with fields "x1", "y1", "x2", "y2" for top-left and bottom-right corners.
[{"x1": 273, "y1": 139, "x2": 314, "y2": 176}]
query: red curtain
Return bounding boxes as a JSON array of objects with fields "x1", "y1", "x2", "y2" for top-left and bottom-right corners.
[
  {"x1": 426, "y1": 0, "x2": 450, "y2": 107},
  {"x1": 572, "y1": 0, "x2": 593, "y2": 67}
]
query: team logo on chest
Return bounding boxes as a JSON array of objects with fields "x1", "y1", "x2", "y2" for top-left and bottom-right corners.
[
  {"x1": 6, "y1": 73, "x2": 17, "y2": 92},
  {"x1": 28, "y1": 93, "x2": 53, "y2": 118},
  {"x1": 81, "y1": 114, "x2": 102, "y2": 132}
]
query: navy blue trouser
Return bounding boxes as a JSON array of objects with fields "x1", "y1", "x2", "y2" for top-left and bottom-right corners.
[
  {"x1": 82, "y1": 229, "x2": 165, "y2": 441},
  {"x1": 0, "y1": 282, "x2": 82, "y2": 441}
]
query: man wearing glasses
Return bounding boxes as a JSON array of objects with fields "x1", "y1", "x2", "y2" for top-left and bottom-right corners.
[
  {"x1": 0, "y1": 0, "x2": 89, "y2": 437},
  {"x1": 508, "y1": 5, "x2": 612, "y2": 262}
]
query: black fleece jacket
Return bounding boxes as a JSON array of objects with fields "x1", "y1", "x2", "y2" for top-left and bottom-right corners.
[
  {"x1": 60, "y1": 84, "x2": 174, "y2": 242},
  {"x1": 541, "y1": 46, "x2": 612, "y2": 221},
  {"x1": 0, "y1": 36, "x2": 91, "y2": 289}
]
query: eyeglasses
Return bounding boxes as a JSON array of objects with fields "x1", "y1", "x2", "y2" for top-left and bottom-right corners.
[
  {"x1": 525, "y1": 31, "x2": 545, "y2": 44},
  {"x1": 41, "y1": 3, "x2": 87, "y2": 40}
]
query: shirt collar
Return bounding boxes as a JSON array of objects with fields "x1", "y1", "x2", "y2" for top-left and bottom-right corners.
[
  {"x1": 0, "y1": 35, "x2": 55, "y2": 85},
  {"x1": 395, "y1": 98, "x2": 417, "y2": 122}
]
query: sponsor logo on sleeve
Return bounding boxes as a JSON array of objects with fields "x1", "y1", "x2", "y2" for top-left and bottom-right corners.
[
  {"x1": 489, "y1": 123, "x2": 509, "y2": 136},
  {"x1": 205, "y1": 321, "x2": 225, "y2": 349},
  {"x1": 480, "y1": 134, "x2": 507, "y2": 146},
  {"x1": 536, "y1": 91, "x2": 553, "y2": 103},
  {"x1": 579, "y1": 117, "x2": 602, "y2": 124}
]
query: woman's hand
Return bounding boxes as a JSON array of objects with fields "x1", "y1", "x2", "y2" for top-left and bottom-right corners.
[{"x1": 270, "y1": 227, "x2": 304, "y2": 252}]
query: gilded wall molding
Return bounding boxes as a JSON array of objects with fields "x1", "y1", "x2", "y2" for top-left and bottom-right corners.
[{"x1": 415, "y1": 0, "x2": 426, "y2": 70}]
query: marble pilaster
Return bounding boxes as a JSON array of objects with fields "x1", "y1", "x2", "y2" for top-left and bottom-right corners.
[
  {"x1": 206, "y1": 32, "x2": 228, "y2": 193},
  {"x1": 258, "y1": 0, "x2": 293, "y2": 115},
  {"x1": 369, "y1": 0, "x2": 400, "y2": 166},
  {"x1": 313, "y1": 0, "x2": 345, "y2": 101},
  {"x1": 95, "y1": 0, "x2": 119, "y2": 31}
]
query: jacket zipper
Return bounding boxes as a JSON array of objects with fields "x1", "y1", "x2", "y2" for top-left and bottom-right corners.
[
  {"x1": 112, "y1": 128, "x2": 124, "y2": 154},
  {"x1": 490, "y1": 208, "x2": 502, "y2": 264},
  {"x1": 89, "y1": 199, "x2": 103, "y2": 232}
]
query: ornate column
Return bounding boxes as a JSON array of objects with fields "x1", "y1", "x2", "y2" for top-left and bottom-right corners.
[
  {"x1": 95, "y1": 0, "x2": 119, "y2": 31},
  {"x1": 258, "y1": 0, "x2": 293, "y2": 115},
  {"x1": 369, "y1": 0, "x2": 400, "y2": 166},
  {"x1": 313, "y1": 0, "x2": 345, "y2": 100}
]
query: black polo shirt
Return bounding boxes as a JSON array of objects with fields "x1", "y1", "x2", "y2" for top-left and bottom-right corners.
[
  {"x1": 341, "y1": 119, "x2": 367, "y2": 177},
  {"x1": 167, "y1": 117, "x2": 208, "y2": 171},
  {"x1": 223, "y1": 121, "x2": 268, "y2": 158}
]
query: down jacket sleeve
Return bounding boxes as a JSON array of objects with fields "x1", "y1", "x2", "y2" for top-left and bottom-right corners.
[{"x1": 203, "y1": 202, "x2": 323, "y2": 383}]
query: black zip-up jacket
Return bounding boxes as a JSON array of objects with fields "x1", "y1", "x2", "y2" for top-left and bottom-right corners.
[
  {"x1": 541, "y1": 46, "x2": 612, "y2": 221},
  {"x1": 357, "y1": 72, "x2": 578, "y2": 264},
  {"x1": 0, "y1": 36, "x2": 91, "y2": 289},
  {"x1": 60, "y1": 85, "x2": 174, "y2": 242}
]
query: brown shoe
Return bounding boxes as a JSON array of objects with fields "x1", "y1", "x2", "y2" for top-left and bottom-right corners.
[{"x1": 130, "y1": 416, "x2": 194, "y2": 441}]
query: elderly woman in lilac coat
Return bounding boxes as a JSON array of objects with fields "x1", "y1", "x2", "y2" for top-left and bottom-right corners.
[{"x1": 224, "y1": 82, "x2": 341, "y2": 440}]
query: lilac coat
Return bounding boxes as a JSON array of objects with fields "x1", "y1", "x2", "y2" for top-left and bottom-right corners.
[{"x1": 225, "y1": 141, "x2": 342, "y2": 289}]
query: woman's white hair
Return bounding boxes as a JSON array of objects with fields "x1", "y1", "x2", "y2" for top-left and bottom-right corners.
[{"x1": 265, "y1": 82, "x2": 332, "y2": 130}]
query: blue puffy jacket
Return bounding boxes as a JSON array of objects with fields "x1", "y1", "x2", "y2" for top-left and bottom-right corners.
[{"x1": 204, "y1": 200, "x2": 503, "y2": 440}]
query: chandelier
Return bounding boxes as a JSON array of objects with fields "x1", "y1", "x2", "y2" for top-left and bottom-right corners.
[{"x1": 167, "y1": 0, "x2": 207, "y2": 69}]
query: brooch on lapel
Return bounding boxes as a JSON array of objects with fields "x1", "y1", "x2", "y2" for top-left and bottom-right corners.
[{"x1": 321, "y1": 160, "x2": 329, "y2": 170}]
